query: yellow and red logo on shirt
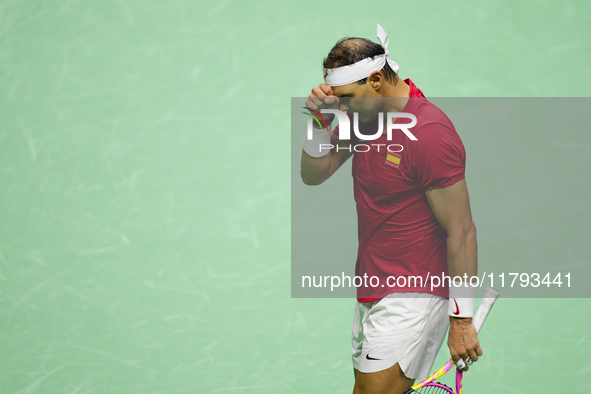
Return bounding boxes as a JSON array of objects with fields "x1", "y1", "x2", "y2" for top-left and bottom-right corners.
[{"x1": 386, "y1": 153, "x2": 401, "y2": 168}]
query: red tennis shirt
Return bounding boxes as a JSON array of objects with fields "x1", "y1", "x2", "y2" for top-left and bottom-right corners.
[{"x1": 336, "y1": 79, "x2": 466, "y2": 301}]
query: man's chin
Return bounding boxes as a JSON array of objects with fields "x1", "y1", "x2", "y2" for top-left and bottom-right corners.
[
  {"x1": 360, "y1": 114, "x2": 378, "y2": 124},
  {"x1": 346, "y1": 111, "x2": 377, "y2": 124}
]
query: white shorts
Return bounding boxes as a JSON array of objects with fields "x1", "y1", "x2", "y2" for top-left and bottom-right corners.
[{"x1": 351, "y1": 293, "x2": 449, "y2": 381}]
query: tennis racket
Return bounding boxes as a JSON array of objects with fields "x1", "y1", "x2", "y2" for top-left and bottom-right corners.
[{"x1": 403, "y1": 287, "x2": 500, "y2": 394}]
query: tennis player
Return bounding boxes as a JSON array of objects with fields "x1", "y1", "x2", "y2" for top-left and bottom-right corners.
[{"x1": 301, "y1": 24, "x2": 482, "y2": 394}]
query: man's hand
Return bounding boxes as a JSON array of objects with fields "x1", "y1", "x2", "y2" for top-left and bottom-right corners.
[
  {"x1": 448, "y1": 317, "x2": 483, "y2": 372},
  {"x1": 305, "y1": 84, "x2": 339, "y2": 126}
]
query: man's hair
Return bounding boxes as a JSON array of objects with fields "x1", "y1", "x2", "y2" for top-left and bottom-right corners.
[{"x1": 322, "y1": 37, "x2": 398, "y2": 85}]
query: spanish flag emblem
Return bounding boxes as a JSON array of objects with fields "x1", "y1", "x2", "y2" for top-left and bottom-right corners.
[{"x1": 386, "y1": 153, "x2": 401, "y2": 168}]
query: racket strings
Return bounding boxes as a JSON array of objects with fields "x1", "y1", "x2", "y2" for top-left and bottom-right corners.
[{"x1": 413, "y1": 382, "x2": 455, "y2": 394}]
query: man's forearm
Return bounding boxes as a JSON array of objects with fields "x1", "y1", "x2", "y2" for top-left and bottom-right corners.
[
  {"x1": 446, "y1": 220, "x2": 478, "y2": 280},
  {"x1": 446, "y1": 220, "x2": 481, "y2": 370},
  {"x1": 301, "y1": 151, "x2": 332, "y2": 185}
]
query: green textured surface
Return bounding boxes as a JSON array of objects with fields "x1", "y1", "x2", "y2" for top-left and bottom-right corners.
[{"x1": 1, "y1": 1, "x2": 590, "y2": 393}]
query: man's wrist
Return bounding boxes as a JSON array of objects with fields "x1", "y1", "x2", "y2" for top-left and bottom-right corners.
[
  {"x1": 448, "y1": 282, "x2": 476, "y2": 318},
  {"x1": 302, "y1": 126, "x2": 331, "y2": 158},
  {"x1": 449, "y1": 316, "x2": 472, "y2": 323},
  {"x1": 312, "y1": 115, "x2": 334, "y2": 129}
]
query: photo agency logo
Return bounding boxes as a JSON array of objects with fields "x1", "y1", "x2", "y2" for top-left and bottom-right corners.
[{"x1": 303, "y1": 107, "x2": 418, "y2": 155}]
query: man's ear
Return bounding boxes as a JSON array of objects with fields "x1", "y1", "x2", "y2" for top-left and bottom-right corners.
[{"x1": 368, "y1": 71, "x2": 383, "y2": 91}]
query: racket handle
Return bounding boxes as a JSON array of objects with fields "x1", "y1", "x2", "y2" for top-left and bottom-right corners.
[
  {"x1": 407, "y1": 287, "x2": 500, "y2": 392},
  {"x1": 472, "y1": 287, "x2": 500, "y2": 333}
]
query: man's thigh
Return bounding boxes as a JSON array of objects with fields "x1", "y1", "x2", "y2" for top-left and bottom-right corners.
[
  {"x1": 351, "y1": 295, "x2": 448, "y2": 389},
  {"x1": 353, "y1": 364, "x2": 414, "y2": 394}
]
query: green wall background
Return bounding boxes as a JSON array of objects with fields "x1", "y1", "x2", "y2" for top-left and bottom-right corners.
[{"x1": 1, "y1": 1, "x2": 590, "y2": 393}]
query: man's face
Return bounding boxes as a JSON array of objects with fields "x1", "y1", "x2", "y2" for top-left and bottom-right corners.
[{"x1": 331, "y1": 82, "x2": 381, "y2": 124}]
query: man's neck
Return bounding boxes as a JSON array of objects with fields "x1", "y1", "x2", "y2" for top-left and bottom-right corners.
[{"x1": 381, "y1": 78, "x2": 410, "y2": 112}]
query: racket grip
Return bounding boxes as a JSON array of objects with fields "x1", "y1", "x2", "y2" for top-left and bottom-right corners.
[{"x1": 472, "y1": 287, "x2": 500, "y2": 333}]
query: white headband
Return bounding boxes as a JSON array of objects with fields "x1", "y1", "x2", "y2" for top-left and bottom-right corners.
[{"x1": 323, "y1": 23, "x2": 399, "y2": 87}]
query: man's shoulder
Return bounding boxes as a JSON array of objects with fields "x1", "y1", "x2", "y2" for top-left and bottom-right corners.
[
  {"x1": 407, "y1": 98, "x2": 456, "y2": 136},
  {"x1": 404, "y1": 99, "x2": 465, "y2": 160}
]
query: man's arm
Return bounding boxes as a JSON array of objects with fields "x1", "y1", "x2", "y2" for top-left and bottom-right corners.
[
  {"x1": 425, "y1": 178, "x2": 482, "y2": 371},
  {"x1": 300, "y1": 84, "x2": 353, "y2": 185},
  {"x1": 301, "y1": 132, "x2": 354, "y2": 185}
]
